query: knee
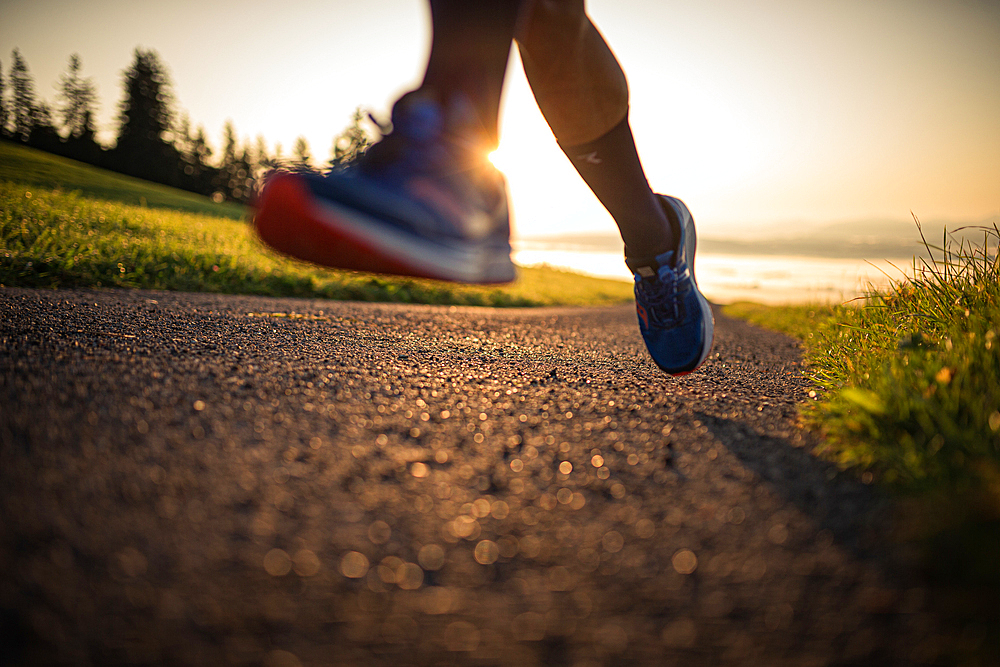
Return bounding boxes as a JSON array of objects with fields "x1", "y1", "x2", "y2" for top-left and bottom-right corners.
[
  {"x1": 518, "y1": 0, "x2": 588, "y2": 43},
  {"x1": 530, "y1": 0, "x2": 586, "y2": 16}
]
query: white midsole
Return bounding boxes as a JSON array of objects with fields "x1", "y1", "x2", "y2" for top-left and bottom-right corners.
[{"x1": 310, "y1": 196, "x2": 513, "y2": 282}]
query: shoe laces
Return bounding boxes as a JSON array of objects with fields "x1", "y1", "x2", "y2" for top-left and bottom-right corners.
[
  {"x1": 637, "y1": 264, "x2": 686, "y2": 326},
  {"x1": 356, "y1": 117, "x2": 444, "y2": 176},
  {"x1": 359, "y1": 93, "x2": 496, "y2": 176}
]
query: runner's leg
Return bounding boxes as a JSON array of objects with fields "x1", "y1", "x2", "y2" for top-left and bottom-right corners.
[
  {"x1": 252, "y1": 1, "x2": 525, "y2": 283},
  {"x1": 516, "y1": 0, "x2": 676, "y2": 259},
  {"x1": 518, "y1": 0, "x2": 713, "y2": 375},
  {"x1": 421, "y1": 0, "x2": 525, "y2": 148}
]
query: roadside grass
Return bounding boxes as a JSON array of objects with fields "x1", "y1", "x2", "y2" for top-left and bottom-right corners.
[
  {"x1": 0, "y1": 141, "x2": 248, "y2": 219},
  {"x1": 806, "y1": 227, "x2": 999, "y2": 493},
  {"x1": 0, "y1": 182, "x2": 633, "y2": 307},
  {"x1": 721, "y1": 301, "x2": 841, "y2": 342},
  {"x1": 726, "y1": 224, "x2": 1000, "y2": 589}
]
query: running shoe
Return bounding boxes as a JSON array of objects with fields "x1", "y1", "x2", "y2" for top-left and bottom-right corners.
[
  {"x1": 253, "y1": 92, "x2": 515, "y2": 283},
  {"x1": 626, "y1": 195, "x2": 714, "y2": 375}
]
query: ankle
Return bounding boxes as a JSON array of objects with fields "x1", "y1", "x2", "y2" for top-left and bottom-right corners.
[
  {"x1": 626, "y1": 206, "x2": 682, "y2": 268},
  {"x1": 393, "y1": 89, "x2": 496, "y2": 153}
]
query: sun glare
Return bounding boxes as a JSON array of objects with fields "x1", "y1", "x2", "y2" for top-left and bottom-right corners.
[{"x1": 488, "y1": 149, "x2": 507, "y2": 172}]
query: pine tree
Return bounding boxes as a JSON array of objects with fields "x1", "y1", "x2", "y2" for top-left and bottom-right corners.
[
  {"x1": 272, "y1": 142, "x2": 284, "y2": 170},
  {"x1": 236, "y1": 139, "x2": 255, "y2": 201},
  {"x1": 29, "y1": 101, "x2": 62, "y2": 152},
  {"x1": 188, "y1": 125, "x2": 214, "y2": 195},
  {"x1": 56, "y1": 54, "x2": 101, "y2": 162},
  {"x1": 72, "y1": 108, "x2": 101, "y2": 163},
  {"x1": 253, "y1": 134, "x2": 271, "y2": 177},
  {"x1": 217, "y1": 119, "x2": 240, "y2": 200},
  {"x1": 113, "y1": 48, "x2": 180, "y2": 184},
  {"x1": 0, "y1": 58, "x2": 7, "y2": 138},
  {"x1": 175, "y1": 113, "x2": 196, "y2": 183},
  {"x1": 329, "y1": 107, "x2": 373, "y2": 169},
  {"x1": 116, "y1": 48, "x2": 173, "y2": 146},
  {"x1": 9, "y1": 49, "x2": 37, "y2": 143},
  {"x1": 293, "y1": 136, "x2": 313, "y2": 172},
  {"x1": 220, "y1": 120, "x2": 237, "y2": 171},
  {"x1": 193, "y1": 126, "x2": 212, "y2": 170},
  {"x1": 172, "y1": 116, "x2": 215, "y2": 195},
  {"x1": 175, "y1": 113, "x2": 193, "y2": 163},
  {"x1": 59, "y1": 54, "x2": 98, "y2": 140}
]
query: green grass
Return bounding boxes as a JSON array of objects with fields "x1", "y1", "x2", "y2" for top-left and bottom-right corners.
[
  {"x1": 799, "y1": 228, "x2": 998, "y2": 493},
  {"x1": 0, "y1": 141, "x2": 247, "y2": 219},
  {"x1": 0, "y1": 143, "x2": 632, "y2": 307},
  {"x1": 722, "y1": 301, "x2": 841, "y2": 342},
  {"x1": 0, "y1": 181, "x2": 633, "y2": 307},
  {"x1": 726, "y1": 227, "x2": 999, "y2": 494},
  {"x1": 726, "y1": 224, "x2": 1000, "y2": 589}
]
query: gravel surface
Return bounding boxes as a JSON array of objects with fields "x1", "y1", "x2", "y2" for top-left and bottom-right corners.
[{"x1": 0, "y1": 287, "x2": 954, "y2": 666}]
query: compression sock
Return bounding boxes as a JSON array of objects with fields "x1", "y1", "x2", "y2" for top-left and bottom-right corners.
[{"x1": 559, "y1": 114, "x2": 676, "y2": 260}]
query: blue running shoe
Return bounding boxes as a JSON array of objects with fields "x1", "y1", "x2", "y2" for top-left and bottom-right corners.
[
  {"x1": 254, "y1": 92, "x2": 515, "y2": 284},
  {"x1": 626, "y1": 195, "x2": 714, "y2": 375}
]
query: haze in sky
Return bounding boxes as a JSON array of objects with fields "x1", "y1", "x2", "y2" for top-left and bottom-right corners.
[{"x1": 2, "y1": 0, "x2": 997, "y2": 240}]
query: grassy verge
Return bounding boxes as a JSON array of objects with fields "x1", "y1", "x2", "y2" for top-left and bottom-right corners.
[
  {"x1": 726, "y1": 225, "x2": 1000, "y2": 588},
  {"x1": 0, "y1": 182, "x2": 633, "y2": 307},
  {"x1": 0, "y1": 141, "x2": 247, "y2": 219},
  {"x1": 721, "y1": 301, "x2": 841, "y2": 342}
]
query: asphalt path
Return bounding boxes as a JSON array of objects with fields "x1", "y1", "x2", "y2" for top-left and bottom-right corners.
[{"x1": 0, "y1": 287, "x2": 952, "y2": 666}]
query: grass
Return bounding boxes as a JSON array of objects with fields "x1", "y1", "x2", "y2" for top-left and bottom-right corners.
[
  {"x1": 727, "y1": 223, "x2": 1000, "y2": 593},
  {"x1": 806, "y1": 229, "x2": 999, "y2": 493},
  {"x1": 722, "y1": 301, "x2": 840, "y2": 342},
  {"x1": 0, "y1": 181, "x2": 633, "y2": 307},
  {"x1": 0, "y1": 141, "x2": 247, "y2": 219},
  {"x1": 0, "y1": 143, "x2": 632, "y2": 307}
]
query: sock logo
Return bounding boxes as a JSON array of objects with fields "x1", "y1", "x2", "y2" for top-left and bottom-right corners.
[{"x1": 575, "y1": 151, "x2": 602, "y2": 165}]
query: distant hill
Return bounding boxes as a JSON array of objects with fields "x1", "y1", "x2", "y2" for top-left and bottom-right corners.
[
  {"x1": 0, "y1": 142, "x2": 247, "y2": 220},
  {"x1": 517, "y1": 215, "x2": 997, "y2": 260}
]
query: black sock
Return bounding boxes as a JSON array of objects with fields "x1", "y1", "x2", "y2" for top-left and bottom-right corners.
[{"x1": 560, "y1": 114, "x2": 675, "y2": 260}]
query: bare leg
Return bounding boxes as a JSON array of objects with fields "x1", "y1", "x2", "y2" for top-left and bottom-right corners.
[
  {"x1": 421, "y1": 0, "x2": 524, "y2": 148},
  {"x1": 516, "y1": 0, "x2": 675, "y2": 258},
  {"x1": 516, "y1": 0, "x2": 626, "y2": 145}
]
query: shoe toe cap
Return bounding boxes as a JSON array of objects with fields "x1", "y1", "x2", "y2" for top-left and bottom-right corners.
[{"x1": 638, "y1": 292, "x2": 712, "y2": 375}]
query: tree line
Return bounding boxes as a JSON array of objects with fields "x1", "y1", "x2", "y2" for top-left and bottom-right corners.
[{"x1": 0, "y1": 48, "x2": 371, "y2": 204}]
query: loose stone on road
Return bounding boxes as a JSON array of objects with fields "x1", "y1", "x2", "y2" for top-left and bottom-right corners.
[{"x1": 0, "y1": 288, "x2": 945, "y2": 665}]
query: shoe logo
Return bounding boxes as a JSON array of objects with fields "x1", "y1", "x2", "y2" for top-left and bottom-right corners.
[
  {"x1": 636, "y1": 303, "x2": 649, "y2": 330},
  {"x1": 576, "y1": 151, "x2": 602, "y2": 165}
]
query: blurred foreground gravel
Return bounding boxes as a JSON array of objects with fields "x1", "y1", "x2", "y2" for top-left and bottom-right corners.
[{"x1": 0, "y1": 287, "x2": 964, "y2": 665}]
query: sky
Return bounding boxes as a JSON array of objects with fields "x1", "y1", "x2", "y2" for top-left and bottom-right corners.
[{"x1": 2, "y1": 0, "x2": 998, "y2": 240}]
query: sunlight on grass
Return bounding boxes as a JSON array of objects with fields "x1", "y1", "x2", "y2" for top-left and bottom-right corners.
[
  {"x1": 728, "y1": 222, "x2": 1000, "y2": 588},
  {"x1": 805, "y1": 223, "x2": 999, "y2": 493},
  {"x1": 722, "y1": 301, "x2": 841, "y2": 342},
  {"x1": 806, "y1": 224, "x2": 1000, "y2": 583},
  {"x1": 0, "y1": 182, "x2": 633, "y2": 308},
  {"x1": 0, "y1": 142, "x2": 247, "y2": 219}
]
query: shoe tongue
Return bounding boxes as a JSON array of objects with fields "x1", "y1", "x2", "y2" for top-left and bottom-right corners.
[
  {"x1": 631, "y1": 265, "x2": 654, "y2": 279},
  {"x1": 628, "y1": 250, "x2": 675, "y2": 278},
  {"x1": 655, "y1": 249, "x2": 677, "y2": 270}
]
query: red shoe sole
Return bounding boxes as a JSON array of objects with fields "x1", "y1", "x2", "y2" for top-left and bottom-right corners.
[{"x1": 253, "y1": 172, "x2": 450, "y2": 281}]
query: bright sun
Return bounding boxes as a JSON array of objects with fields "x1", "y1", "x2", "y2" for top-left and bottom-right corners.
[{"x1": 488, "y1": 149, "x2": 507, "y2": 172}]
